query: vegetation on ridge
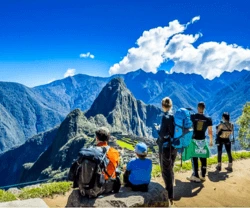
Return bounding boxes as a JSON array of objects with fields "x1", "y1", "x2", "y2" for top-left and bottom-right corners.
[
  {"x1": 0, "y1": 182, "x2": 72, "y2": 202},
  {"x1": 237, "y1": 102, "x2": 250, "y2": 149}
]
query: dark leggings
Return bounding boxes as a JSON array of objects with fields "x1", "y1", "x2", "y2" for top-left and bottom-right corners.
[
  {"x1": 192, "y1": 157, "x2": 207, "y2": 177},
  {"x1": 159, "y1": 146, "x2": 177, "y2": 199},
  {"x1": 217, "y1": 140, "x2": 233, "y2": 163}
]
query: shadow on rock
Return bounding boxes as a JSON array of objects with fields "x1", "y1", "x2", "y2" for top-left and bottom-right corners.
[
  {"x1": 174, "y1": 179, "x2": 204, "y2": 201},
  {"x1": 207, "y1": 171, "x2": 229, "y2": 182},
  {"x1": 66, "y1": 182, "x2": 169, "y2": 207},
  {"x1": 66, "y1": 189, "x2": 97, "y2": 207}
]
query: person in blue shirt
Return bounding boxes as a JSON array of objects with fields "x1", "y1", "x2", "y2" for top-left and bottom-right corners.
[{"x1": 123, "y1": 142, "x2": 152, "y2": 192}]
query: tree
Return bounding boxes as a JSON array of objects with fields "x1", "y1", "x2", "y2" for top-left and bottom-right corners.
[{"x1": 237, "y1": 102, "x2": 250, "y2": 149}]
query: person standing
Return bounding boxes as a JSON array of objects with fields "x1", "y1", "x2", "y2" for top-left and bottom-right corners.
[
  {"x1": 156, "y1": 97, "x2": 177, "y2": 204},
  {"x1": 187, "y1": 102, "x2": 213, "y2": 182},
  {"x1": 216, "y1": 112, "x2": 234, "y2": 172}
]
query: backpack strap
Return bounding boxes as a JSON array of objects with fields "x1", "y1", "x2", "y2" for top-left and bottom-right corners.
[
  {"x1": 100, "y1": 146, "x2": 116, "y2": 179},
  {"x1": 100, "y1": 146, "x2": 110, "y2": 161}
]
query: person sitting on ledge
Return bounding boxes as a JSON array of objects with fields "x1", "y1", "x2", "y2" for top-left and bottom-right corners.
[{"x1": 123, "y1": 142, "x2": 152, "y2": 192}]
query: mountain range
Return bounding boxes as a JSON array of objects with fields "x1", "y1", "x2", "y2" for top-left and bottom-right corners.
[
  {"x1": 0, "y1": 78, "x2": 161, "y2": 186},
  {"x1": 0, "y1": 69, "x2": 249, "y2": 187},
  {"x1": 0, "y1": 69, "x2": 249, "y2": 154}
]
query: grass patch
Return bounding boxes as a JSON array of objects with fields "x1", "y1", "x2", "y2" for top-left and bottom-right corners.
[
  {"x1": 152, "y1": 164, "x2": 161, "y2": 178},
  {"x1": 117, "y1": 138, "x2": 154, "y2": 153},
  {"x1": 116, "y1": 140, "x2": 134, "y2": 151},
  {"x1": 0, "y1": 190, "x2": 17, "y2": 202},
  {"x1": 152, "y1": 151, "x2": 250, "y2": 176},
  {"x1": 18, "y1": 181, "x2": 72, "y2": 200}
]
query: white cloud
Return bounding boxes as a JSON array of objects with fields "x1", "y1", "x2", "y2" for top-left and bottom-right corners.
[
  {"x1": 80, "y1": 52, "x2": 95, "y2": 59},
  {"x1": 109, "y1": 19, "x2": 186, "y2": 75},
  {"x1": 64, "y1": 68, "x2": 76, "y2": 78},
  {"x1": 166, "y1": 38, "x2": 250, "y2": 79},
  {"x1": 191, "y1": 16, "x2": 200, "y2": 24},
  {"x1": 109, "y1": 16, "x2": 250, "y2": 79}
]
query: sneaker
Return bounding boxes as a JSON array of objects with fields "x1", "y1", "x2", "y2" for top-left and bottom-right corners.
[
  {"x1": 186, "y1": 175, "x2": 201, "y2": 182},
  {"x1": 199, "y1": 172, "x2": 206, "y2": 181},
  {"x1": 216, "y1": 165, "x2": 221, "y2": 171},
  {"x1": 225, "y1": 167, "x2": 233, "y2": 172}
]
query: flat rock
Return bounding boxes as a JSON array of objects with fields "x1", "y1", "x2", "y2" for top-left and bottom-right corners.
[
  {"x1": 66, "y1": 182, "x2": 169, "y2": 207},
  {"x1": 0, "y1": 198, "x2": 48, "y2": 207}
]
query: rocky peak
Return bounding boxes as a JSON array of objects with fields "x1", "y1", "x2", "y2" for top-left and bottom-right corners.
[{"x1": 85, "y1": 78, "x2": 161, "y2": 137}]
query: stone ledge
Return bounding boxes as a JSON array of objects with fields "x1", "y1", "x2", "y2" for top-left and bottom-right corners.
[{"x1": 66, "y1": 182, "x2": 169, "y2": 207}]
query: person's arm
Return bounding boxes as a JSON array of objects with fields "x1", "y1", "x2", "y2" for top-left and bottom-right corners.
[
  {"x1": 216, "y1": 124, "x2": 222, "y2": 134},
  {"x1": 231, "y1": 123, "x2": 235, "y2": 143},
  {"x1": 208, "y1": 126, "x2": 213, "y2": 146},
  {"x1": 158, "y1": 116, "x2": 168, "y2": 139},
  {"x1": 123, "y1": 161, "x2": 132, "y2": 184},
  {"x1": 149, "y1": 160, "x2": 153, "y2": 180}
]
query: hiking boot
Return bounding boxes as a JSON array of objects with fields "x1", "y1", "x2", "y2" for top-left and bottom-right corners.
[
  {"x1": 216, "y1": 165, "x2": 221, "y2": 171},
  {"x1": 186, "y1": 175, "x2": 201, "y2": 183},
  {"x1": 225, "y1": 167, "x2": 233, "y2": 172},
  {"x1": 225, "y1": 163, "x2": 233, "y2": 172}
]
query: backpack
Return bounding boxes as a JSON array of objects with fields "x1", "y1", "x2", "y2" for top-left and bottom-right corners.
[
  {"x1": 171, "y1": 108, "x2": 193, "y2": 149},
  {"x1": 68, "y1": 146, "x2": 120, "y2": 198}
]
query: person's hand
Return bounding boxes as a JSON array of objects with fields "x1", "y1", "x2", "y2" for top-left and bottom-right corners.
[
  {"x1": 154, "y1": 123, "x2": 160, "y2": 131},
  {"x1": 209, "y1": 140, "x2": 213, "y2": 147}
]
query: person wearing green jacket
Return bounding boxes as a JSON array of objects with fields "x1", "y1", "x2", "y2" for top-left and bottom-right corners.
[{"x1": 186, "y1": 102, "x2": 213, "y2": 182}]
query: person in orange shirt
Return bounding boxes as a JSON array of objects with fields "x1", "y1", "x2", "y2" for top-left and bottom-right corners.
[
  {"x1": 95, "y1": 127, "x2": 120, "y2": 180},
  {"x1": 93, "y1": 127, "x2": 120, "y2": 195},
  {"x1": 73, "y1": 127, "x2": 120, "y2": 198}
]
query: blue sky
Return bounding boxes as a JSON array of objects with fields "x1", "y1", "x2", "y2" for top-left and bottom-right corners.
[{"x1": 0, "y1": 0, "x2": 249, "y2": 87}]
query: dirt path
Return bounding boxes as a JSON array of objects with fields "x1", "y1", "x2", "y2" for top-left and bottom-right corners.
[{"x1": 43, "y1": 159, "x2": 250, "y2": 207}]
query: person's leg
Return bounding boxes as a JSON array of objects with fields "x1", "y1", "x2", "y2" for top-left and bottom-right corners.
[
  {"x1": 187, "y1": 157, "x2": 201, "y2": 182},
  {"x1": 160, "y1": 147, "x2": 175, "y2": 200},
  {"x1": 216, "y1": 142, "x2": 223, "y2": 171},
  {"x1": 225, "y1": 141, "x2": 233, "y2": 171},
  {"x1": 200, "y1": 157, "x2": 207, "y2": 178},
  {"x1": 123, "y1": 170, "x2": 131, "y2": 187},
  {"x1": 171, "y1": 148, "x2": 177, "y2": 184},
  {"x1": 131, "y1": 184, "x2": 149, "y2": 192},
  {"x1": 192, "y1": 157, "x2": 199, "y2": 177},
  {"x1": 103, "y1": 180, "x2": 115, "y2": 194}
]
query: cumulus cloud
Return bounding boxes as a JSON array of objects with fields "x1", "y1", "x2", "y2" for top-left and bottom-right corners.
[
  {"x1": 64, "y1": 68, "x2": 76, "y2": 78},
  {"x1": 109, "y1": 16, "x2": 250, "y2": 79},
  {"x1": 167, "y1": 38, "x2": 250, "y2": 79},
  {"x1": 80, "y1": 52, "x2": 95, "y2": 59}
]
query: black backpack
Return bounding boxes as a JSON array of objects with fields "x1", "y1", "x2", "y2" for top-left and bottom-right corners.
[{"x1": 68, "y1": 146, "x2": 120, "y2": 198}]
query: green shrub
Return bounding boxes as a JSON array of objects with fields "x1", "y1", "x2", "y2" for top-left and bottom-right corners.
[
  {"x1": 0, "y1": 190, "x2": 17, "y2": 202},
  {"x1": 18, "y1": 181, "x2": 72, "y2": 199}
]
